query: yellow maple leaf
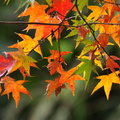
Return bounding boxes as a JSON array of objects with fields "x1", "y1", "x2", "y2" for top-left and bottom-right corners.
[
  {"x1": 87, "y1": 6, "x2": 107, "y2": 21},
  {"x1": 91, "y1": 71, "x2": 120, "y2": 100},
  {"x1": 9, "y1": 33, "x2": 43, "y2": 56}
]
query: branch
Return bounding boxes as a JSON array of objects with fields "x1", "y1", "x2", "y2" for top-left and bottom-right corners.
[
  {"x1": 75, "y1": 0, "x2": 111, "y2": 63},
  {"x1": 75, "y1": 0, "x2": 119, "y2": 71},
  {"x1": 0, "y1": 21, "x2": 120, "y2": 27}
]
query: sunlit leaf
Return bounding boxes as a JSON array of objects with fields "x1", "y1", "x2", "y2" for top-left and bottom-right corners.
[{"x1": 91, "y1": 71, "x2": 120, "y2": 100}]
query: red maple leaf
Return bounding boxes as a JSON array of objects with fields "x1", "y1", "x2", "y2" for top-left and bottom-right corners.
[
  {"x1": 106, "y1": 55, "x2": 120, "y2": 72},
  {"x1": 0, "y1": 53, "x2": 16, "y2": 77},
  {"x1": 48, "y1": 0, "x2": 74, "y2": 20}
]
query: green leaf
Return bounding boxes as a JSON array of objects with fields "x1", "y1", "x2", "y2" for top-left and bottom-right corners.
[
  {"x1": 75, "y1": 35, "x2": 82, "y2": 48},
  {"x1": 71, "y1": 19, "x2": 85, "y2": 25},
  {"x1": 77, "y1": 39, "x2": 94, "y2": 58},
  {"x1": 78, "y1": 46, "x2": 95, "y2": 58},
  {"x1": 77, "y1": 0, "x2": 88, "y2": 10},
  {"x1": 46, "y1": 0, "x2": 52, "y2": 5},
  {"x1": 65, "y1": 29, "x2": 78, "y2": 38},
  {"x1": 76, "y1": 59, "x2": 94, "y2": 87},
  {"x1": 4, "y1": 0, "x2": 10, "y2": 5},
  {"x1": 81, "y1": 39, "x2": 94, "y2": 45},
  {"x1": 15, "y1": 0, "x2": 35, "y2": 12}
]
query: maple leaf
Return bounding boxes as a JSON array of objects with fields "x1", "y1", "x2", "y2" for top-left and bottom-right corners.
[
  {"x1": 45, "y1": 50, "x2": 71, "y2": 62},
  {"x1": 103, "y1": 0, "x2": 120, "y2": 17},
  {"x1": 77, "y1": 40, "x2": 95, "y2": 58},
  {"x1": 8, "y1": 47, "x2": 37, "y2": 77},
  {"x1": 76, "y1": 57, "x2": 95, "y2": 87},
  {"x1": 19, "y1": 1, "x2": 60, "y2": 41},
  {"x1": 77, "y1": 26, "x2": 89, "y2": 39},
  {"x1": 45, "y1": 50, "x2": 71, "y2": 74},
  {"x1": 94, "y1": 33, "x2": 109, "y2": 50},
  {"x1": 105, "y1": 14, "x2": 120, "y2": 35},
  {"x1": 111, "y1": 29, "x2": 120, "y2": 46},
  {"x1": 48, "y1": 0, "x2": 74, "y2": 20},
  {"x1": 46, "y1": 76, "x2": 66, "y2": 97},
  {"x1": 46, "y1": 67, "x2": 85, "y2": 96},
  {"x1": 91, "y1": 71, "x2": 120, "y2": 100},
  {"x1": 0, "y1": 53, "x2": 16, "y2": 77},
  {"x1": 1, "y1": 76, "x2": 31, "y2": 107},
  {"x1": 47, "y1": 59, "x2": 64, "y2": 75},
  {"x1": 87, "y1": 6, "x2": 107, "y2": 21},
  {"x1": 9, "y1": 33, "x2": 43, "y2": 56},
  {"x1": 89, "y1": 50, "x2": 104, "y2": 70},
  {"x1": 75, "y1": 26, "x2": 90, "y2": 48},
  {"x1": 109, "y1": 14, "x2": 120, "y2": 46},
  {"x1": 19, "y1": 67, "x2": 29, "y2": 80},
  {"x1": 18, "y1": 2, "x2": 50, "y2": 40},
  {"x1": 106, "y1": 55, "x2": 120, "y2": 72},
  {"x1": 58, "y1": 67, "x2": 85, "y2": 95},
  {"x1": 95, "y1": 14, "x2": 120, "y2": 46},
  {"x1": 19, "y1": 2, "x2": 49, "y2": 27}
]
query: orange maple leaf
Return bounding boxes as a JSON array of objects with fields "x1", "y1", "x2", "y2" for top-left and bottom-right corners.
[
  {"x1": 103, "y1": 0, "x2": 120, "y2": 17},
  {"x1": 45, "y1": 50, "x2": 71, "y2": 62},
  {"x1": 94, "y1": 33, "x2": 109, "y2": 50},
  {"x1": 19, "y1": 1, "x2": 60, "y2": 41},
  {"x1": 44, "y1": 50, "x2": 71, "y2": 75},
  {"x1": 1, "y1": 76, "x2": 31, "y2": 107},
  {"x1": 46, "y1": 67, "x2": 85, "y2": 96},
  {"x1": 58, "y1": 67, "x2": 85, "y2": 95},
  {"x1": 91, "y1": 71, "x2": 120, "y2": 100},
  {"x1": 19, "y1": 2, "x2": 49, "y2": 31},
  {"x1": 46, "y1": 76, "x2": 66, "y2": 97},
  {"x1": 47, "y1": 60, "x2": 64, "y2": 75}
]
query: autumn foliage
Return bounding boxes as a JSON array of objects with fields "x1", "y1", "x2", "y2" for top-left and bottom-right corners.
[{"x1": 0, "y1": 0, "x2": 120, "y2": 107}]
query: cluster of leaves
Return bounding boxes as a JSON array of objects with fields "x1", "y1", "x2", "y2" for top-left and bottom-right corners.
[{"x1": 0, "y1": 0, "x2": 120, "y2": 107}]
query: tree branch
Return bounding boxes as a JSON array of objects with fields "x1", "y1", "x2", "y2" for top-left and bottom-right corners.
[
  {"x1": 75, "y1": 0, "x2": 112, "y2": 65},
  {"x1": 75, "y1": 0, "x2": 119, "y2": 71},
  {"x1": 0, "y1": 21, "x2": 120, "y2": 27}
]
